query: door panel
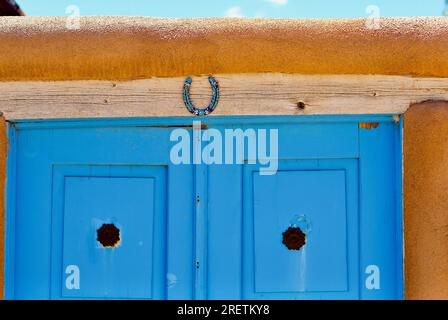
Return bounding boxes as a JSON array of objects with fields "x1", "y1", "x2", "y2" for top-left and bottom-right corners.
[
  {"x1": 9, "y1": 126, "x2": 194, "y2": 299},
  {"x1": 62, "y1": 176, "x2": 157, "y2": 299},
  {"x1": 204, "y1": 119, "x2": 401, "y2": 300},
  {"x1": 242, "y1": 160, "x2": 359, "y2": 299},
  {"x1": 253, "y1": 169, "x2": 348, "y2": 293},
  {"x1": 51, "y1": 165, "x2": 166, "y2": 299}
]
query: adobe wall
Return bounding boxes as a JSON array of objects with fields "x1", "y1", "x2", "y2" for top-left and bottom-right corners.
[{"x1": 403, "y1": 101, "x2": 448, "y2": 299}]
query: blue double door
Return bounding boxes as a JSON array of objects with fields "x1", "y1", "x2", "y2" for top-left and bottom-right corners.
[{"x1": 6, "y1": 116, "x2": 403, "y2": 300}]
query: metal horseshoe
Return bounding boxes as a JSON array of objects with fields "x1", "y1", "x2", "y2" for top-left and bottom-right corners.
[{"x1": 183, "y1": 76, "x2": 219, "y2": 116}]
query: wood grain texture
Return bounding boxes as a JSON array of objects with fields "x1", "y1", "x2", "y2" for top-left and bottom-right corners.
[
  {"x1": 404, "y1": 101, "x2": 448, "y2": 300},
  {"x1": 2, "y1": 74, "x2": 448, "y2": 120}
]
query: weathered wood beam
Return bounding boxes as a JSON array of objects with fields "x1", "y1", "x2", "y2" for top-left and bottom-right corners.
[{"x1": 1, "y1": 74, "x2": 448, "y2": 120}]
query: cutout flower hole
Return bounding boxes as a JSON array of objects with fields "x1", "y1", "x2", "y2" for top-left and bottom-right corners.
[
  {"x1": 97, "y1": 223, "x2": 120, "y2": 248},
  {"x1": 282, "y1": 226, "x2": 306, "y2": 250}
]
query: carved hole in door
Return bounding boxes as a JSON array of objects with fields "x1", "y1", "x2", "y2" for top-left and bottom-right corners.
[
  {"x1": 282, "y1": 227, "x2": 306, "y2": 250},
  {"x1": 97, "y1": 223, "x2": 121, "y2": 248}
]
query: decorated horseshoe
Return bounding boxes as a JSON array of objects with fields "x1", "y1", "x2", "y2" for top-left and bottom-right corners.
[{"x1": 183, "y1": 76, "x2": 219, "y2": 116}]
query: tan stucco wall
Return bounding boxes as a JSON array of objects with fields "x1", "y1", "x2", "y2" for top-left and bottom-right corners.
[
  {"x1": 404, "y1": 101, "x2": 448, "y2": 300},
  {"x1": 1, "y1": 17, "x2": 448, "y2": 81}
]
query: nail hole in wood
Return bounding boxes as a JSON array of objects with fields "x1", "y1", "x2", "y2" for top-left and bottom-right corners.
[{"x1": 297, "y1": 101, "x2": 306, "y2": 110}]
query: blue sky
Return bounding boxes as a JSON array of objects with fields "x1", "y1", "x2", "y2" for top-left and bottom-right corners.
[{"x1": 19, "y1": 0, "x2": 445, "y2": 18}]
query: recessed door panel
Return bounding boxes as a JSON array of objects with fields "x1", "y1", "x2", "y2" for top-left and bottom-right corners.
[
  {"x1": 61, "y1": 176, "x2": 158, "y2": 299},
  {"x1": 52, "y1": 165, "x2": 167, "y2": 299},
  {"x1": 243, "y1": 159, "x2": 359, "y2": 299},
  {"x1": 253, "y1": 170, "x2": 348, "y2": 293}
]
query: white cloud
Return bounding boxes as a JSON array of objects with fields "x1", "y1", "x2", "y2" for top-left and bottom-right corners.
[
  {"x1": 225, "y1": 6, "x2": 244, "y2": 18},
  {"x1": 266, "y1": 0, "x2": 288, "y2": 5}
]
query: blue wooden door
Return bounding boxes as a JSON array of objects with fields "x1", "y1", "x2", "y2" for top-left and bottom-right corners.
[
  {"x1": 6, "y1": 123, "x2": 195, "y2": 299},
  {"x1": 204, "y1": 117, "x2": 403, "y2": 300},
  {"x1": 5, "y1": 116, "x2": 403, "y2": 300}
]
